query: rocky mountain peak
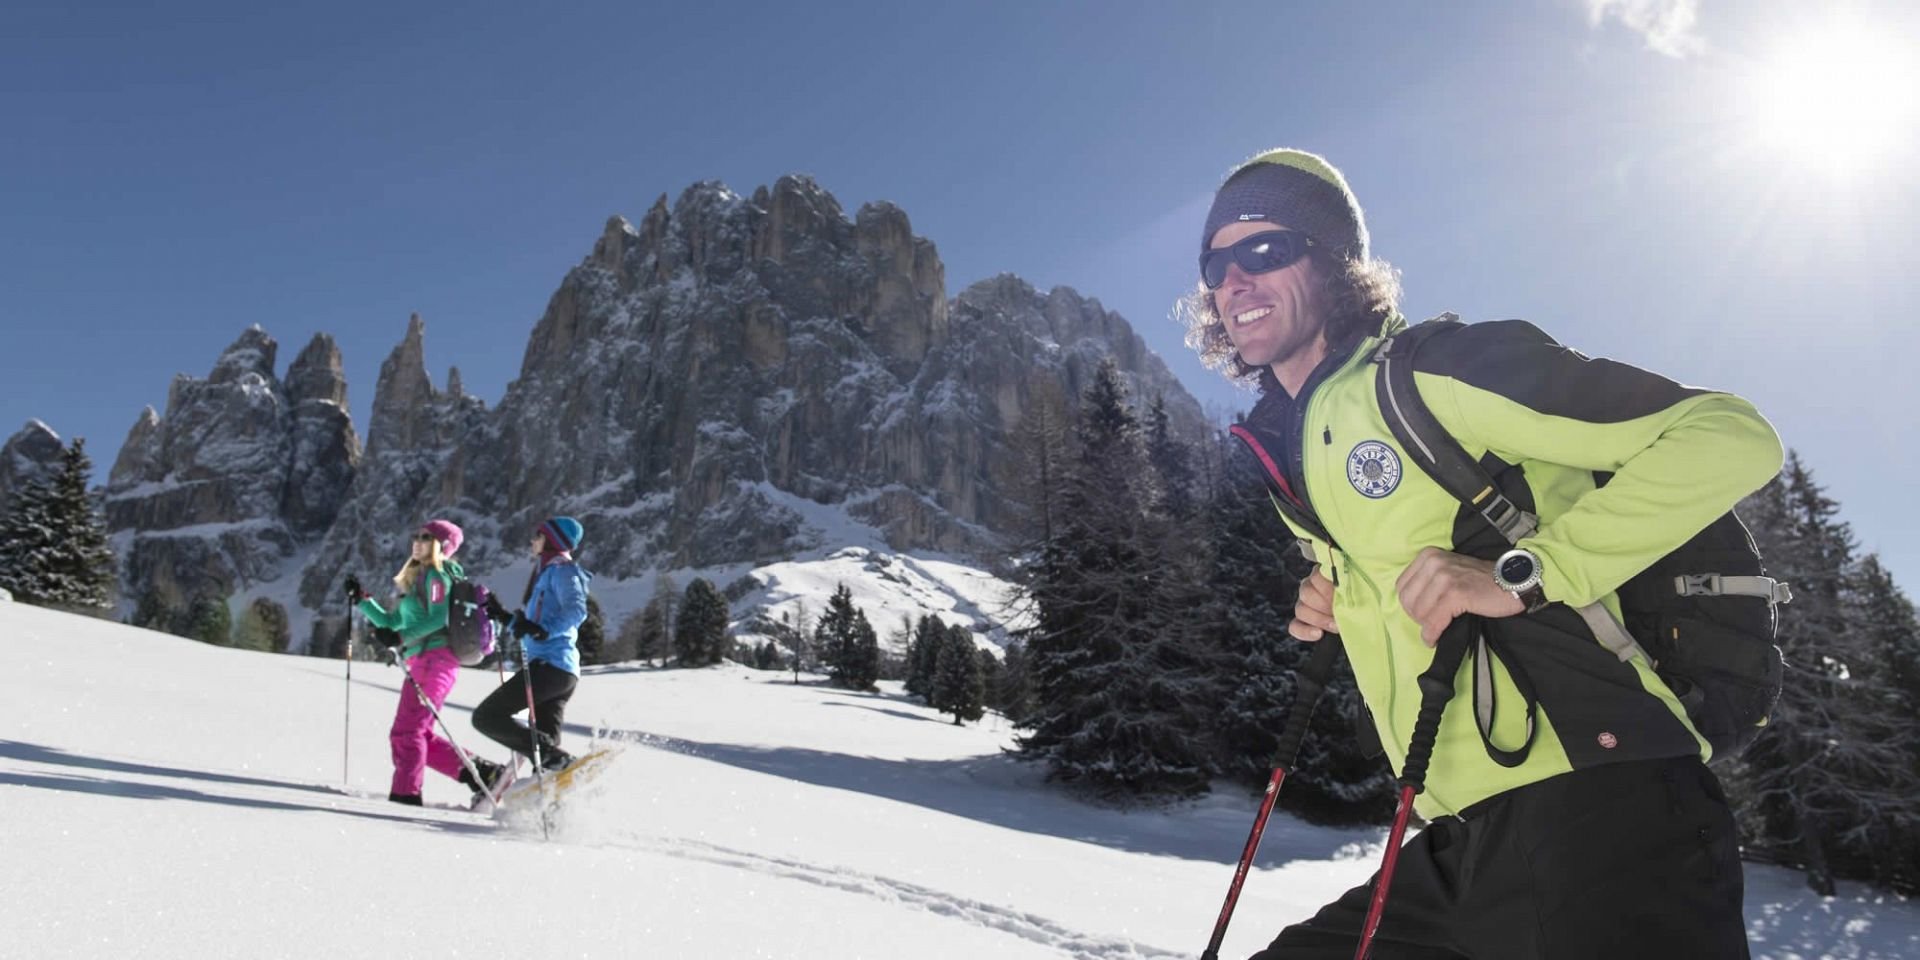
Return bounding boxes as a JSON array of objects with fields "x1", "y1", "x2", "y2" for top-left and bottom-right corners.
[
  {"x1": 208, "y1": 325, "x2": 279, "y2": 386},
  {"x1": 365, "y1": 313, "x2": 440, "y2": 457},
  {"x1": 285, "y1": 333, "x2": 348, "y2": 408},
  {"x1": 105, "y1": 324, "x2": 360, "y2": 621},
  {"x1": 0, "y1": 419, "x2": 66, "y2": 517}
]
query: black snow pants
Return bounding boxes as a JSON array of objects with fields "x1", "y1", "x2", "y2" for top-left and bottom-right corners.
[
  {"x1": 1249, "y1": 755, "x2": 1748, "y2": 960},
  {"x1": 473, "y1": 660, "x2": 578, "y2": 767}
]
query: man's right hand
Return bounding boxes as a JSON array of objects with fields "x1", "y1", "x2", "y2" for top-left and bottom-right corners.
[{"x1": 1289, "y1": 566, "x2": 1339, "y2": 642}]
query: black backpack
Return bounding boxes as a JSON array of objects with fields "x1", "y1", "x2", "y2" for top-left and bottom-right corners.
[
  {"x1": 413, "y1": 571, "x2": 498, "y2": 667},
  {"x1": 1372, "y1": 316, "x2": 1789, "y2": 762}
]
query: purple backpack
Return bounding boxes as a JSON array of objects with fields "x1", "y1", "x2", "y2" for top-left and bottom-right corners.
[{"x1": 446, "y1": 578, "x2": 498, "y2": 666}]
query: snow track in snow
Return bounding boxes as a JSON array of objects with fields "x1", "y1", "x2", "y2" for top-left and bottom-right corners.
[{"x1": 629, "y1": 835, "x2": 1187, "y2": 960}]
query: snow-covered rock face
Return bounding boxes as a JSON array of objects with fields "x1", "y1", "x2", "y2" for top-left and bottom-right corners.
[
  {"x1": 101, "y1": 176, "x2": 1208, "y2": 637},
  {"x1": 296, "y1": 313, "x2": 488, "y2": 615},
  {"x1": 104, "y1": 327, "x2": 361, "y2": 614},
  {"x1": 465, "y1": 175, "x2": 1207, "y2": 577},
  {"x1": 0, "y1": 420, "x2": 65, "y2": 518},
  {"x1": 283, "y1": 335, "x2": 359, "y2": 537}
]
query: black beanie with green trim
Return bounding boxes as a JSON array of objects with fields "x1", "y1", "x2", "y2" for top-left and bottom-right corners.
[{"x1": 1201, "y1": 149, "x2": 1368, "y2": 261}]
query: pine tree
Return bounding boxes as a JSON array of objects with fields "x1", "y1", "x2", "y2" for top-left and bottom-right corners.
[
  {"x1": 815, "y1": 583, "x2": 877, "y2": 690},
  {"x1": 232, "y1": 598, "x2": 291, "y2": 653},
  {"x1": 880, "y1": 613, "x2": 913, "y2": 683},
  {"x1": 933, "y1": 624, "x2": 986, "y2": 724},
  {"x1": 1855, "y1": 555, "x2": 1920, "y2": 720},
  {"x1": 1849, "y1": 554, "x2": 1920, "y2": 892},
  {"x1": 993, "y1": 637, "x2": 1034, "y2": 723},
  {"x1": 1206, "y1": 428, "x2": 1393, "y2": 822},
  {"x1": 614, "y1": 610, "x2": 645, "y2": 664},
  {"x1": 632, "y1": 575, "x2": 677, "y2": 667},
  {"x1": 1734, "y1": 454, "x2": 1920, "y2": 894},
  {"x1": 1010, "y1": 379, "x2": 1072, "y2": 547},
  {"x1": 130, "y1": 591, "x2": 179, "y2": 635},
  {"x1": 905, "y1": 614, "x2": 945, "y2": 700},
  {"x1": 0, "y1": 481, "x2": 53, "y2": 603},
  {"x1": 1017, "y1": 358, "x2": 1217, "y2": 797},
  {"x1": 761, "y1": 603, "x2": 812, "y2": 682},
  {"x1": 846, "y1": 609, "x2": 881, "y2": 691},
  {"x1": 633, "y1": 595, "x2": 672, "y2": 664},
  {"x1": 674, "y1": 578, "x2": 729, "y2": 667},
  {"x1": 975, "y1": 647, "x2": 1001, "y2": 714},
  {"x1": 577, "y1": 595, "x2": 607, "y2": 666},
  {"x1": 0, "y1": 438, "x2": 116, "y2": 611},
  {"x1": 751, "y1": 639, "x2": 781, "y2": 670},
  {"x1": 183, "y1": 594, "x2": 232, "y2": 646},
  {"x1": 1144, "y1": 394, "x2": 1198, "y2": 522}
]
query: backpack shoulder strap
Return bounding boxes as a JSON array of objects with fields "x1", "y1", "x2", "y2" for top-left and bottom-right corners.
[
  {"x1": 1228, "y1": 423, "x2": 1338, "y2": 551},
  {"x1": 1371, "y1": 315, "x2": 1538, "y2": 545}
]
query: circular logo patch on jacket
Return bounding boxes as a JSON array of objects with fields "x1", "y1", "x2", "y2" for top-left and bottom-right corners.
[{"x1": 1347, "y1": 441, "x2": 1403, "y2": 499}]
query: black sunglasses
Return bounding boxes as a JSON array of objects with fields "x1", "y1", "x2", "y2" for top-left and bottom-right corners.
[
  {"x1": 413, "y1": 533, "x2": 436, "y2": 543},
  {"x1": 1199, "y1": 230, "x2": 1315, "y2": 290}
]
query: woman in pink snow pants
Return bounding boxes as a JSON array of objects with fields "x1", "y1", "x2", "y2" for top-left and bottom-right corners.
[{"x1": 343, "y1": 519, "x2": 508, "y2": 806}]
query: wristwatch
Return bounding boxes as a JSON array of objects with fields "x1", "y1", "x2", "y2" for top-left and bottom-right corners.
[{"x1": 1493, "y1": 547, "x2": 1550, "y2": 614}]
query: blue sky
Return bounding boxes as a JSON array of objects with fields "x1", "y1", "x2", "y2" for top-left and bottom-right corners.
[{"x1": 3, "y1": 0, "x2": 1916, "y2": 584}]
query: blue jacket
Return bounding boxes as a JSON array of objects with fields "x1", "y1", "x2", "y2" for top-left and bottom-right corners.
[{"x1": 522, "y1": 557, "x2": 591, "y2": 675}]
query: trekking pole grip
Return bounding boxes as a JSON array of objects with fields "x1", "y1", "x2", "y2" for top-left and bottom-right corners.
[
  {"x1": 1272, "y1": 631, "x2": 1343, "y2": 769},
  {"x1": 1398, "y1": 618, "x2": 1474, "y2": 791}
]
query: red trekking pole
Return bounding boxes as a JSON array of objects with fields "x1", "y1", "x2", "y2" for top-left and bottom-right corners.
[
  {"x1": 1350, "y1": 617, "x2": 1473, "y2": 960},
  {"x1": 1201, "y1": 632, "x2": 1344, "y2": 960}
]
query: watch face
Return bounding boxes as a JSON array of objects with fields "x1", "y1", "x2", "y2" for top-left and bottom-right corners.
[{"x1": 1499, "y1": 553, "x2": 1536, "y2": 586}]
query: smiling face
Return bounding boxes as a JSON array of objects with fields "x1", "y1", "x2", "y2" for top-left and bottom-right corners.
[
  {"x1": 410, "y1": 533, "x2": 434, "y2": 562},
  {"x1": 1208, "y1": 220, "x2": 1330, "y2": 393}
]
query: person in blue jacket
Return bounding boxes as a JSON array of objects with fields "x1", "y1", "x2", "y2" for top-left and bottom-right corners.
[{"x1": 474, "y1": 516, "x2": 592, "y2": 772}]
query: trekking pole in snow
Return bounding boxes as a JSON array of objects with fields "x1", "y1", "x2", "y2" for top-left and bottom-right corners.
[
  {"x1": 517, "y1": 633, "x2": 552, "y2": 839},
  {"x1": 1351, "y1": 617, "x2": 1474, "y2": 960},
  {"x1": 1201, "y1": 632, "x2": 1344, "y2": 960},
  {"x1": 343, "y1": 606, "x2": 358, "y2": 786},
  {"x1": 497, "y1": 647, "x2": 522, "y2": 781}
]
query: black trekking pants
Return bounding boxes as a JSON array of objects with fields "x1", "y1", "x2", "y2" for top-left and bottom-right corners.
[
  {"x1": 1250, "y1": 756, "x2": 1748, "y2": 960},
  {"x1": 472, "y1": 660, "x2": 578, "y2": 765}
]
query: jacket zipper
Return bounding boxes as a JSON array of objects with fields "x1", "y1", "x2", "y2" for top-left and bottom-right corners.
[{"x1": 1297, "y1": 339, "x2": 1412, "y2": 755}]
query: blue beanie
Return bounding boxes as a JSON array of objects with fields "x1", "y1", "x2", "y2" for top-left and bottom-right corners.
[{"x1": 539, "y1": 516, "x2": 584, "y2": 553}]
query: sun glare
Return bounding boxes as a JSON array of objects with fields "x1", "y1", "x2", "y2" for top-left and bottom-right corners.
[{"x1": 1741, "y1": 17, "x2": 1918, "y2": 175}]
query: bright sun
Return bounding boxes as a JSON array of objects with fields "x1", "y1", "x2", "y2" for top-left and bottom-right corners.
[{"x1": 1740, "y1": 16, "x2": 1918, "y2": 175}]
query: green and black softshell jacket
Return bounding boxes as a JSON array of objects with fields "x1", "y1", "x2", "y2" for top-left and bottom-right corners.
[
  {"x1": 356, "y1": 560, "x2": 465, "y2": 660},
  {"x1": 1235, "y1": 316, "x2": 1783, "y2": 819}
]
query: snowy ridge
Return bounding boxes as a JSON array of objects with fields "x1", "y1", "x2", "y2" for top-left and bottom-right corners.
[{"x1": 728, "y1": 546, "x2": 1027, "y2": 653}]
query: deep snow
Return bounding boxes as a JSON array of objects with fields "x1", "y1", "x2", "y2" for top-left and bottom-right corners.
[{"x1": 2, "y1": 601, "x2": 1914, "y2": 959}]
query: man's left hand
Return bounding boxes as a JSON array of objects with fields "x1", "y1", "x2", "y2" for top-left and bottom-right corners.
[{"x1": 1395, "y1": 546, "x2": 1525, "y2": 646}]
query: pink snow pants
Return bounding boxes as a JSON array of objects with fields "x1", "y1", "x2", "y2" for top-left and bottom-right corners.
[{"x1": 389, "y1": 646, "x2": 470, "y2": 796}]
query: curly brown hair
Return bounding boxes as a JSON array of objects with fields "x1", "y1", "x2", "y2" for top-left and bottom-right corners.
[{"x1": 1179, "y1": 248, "x2": 1403, "y2": 392}]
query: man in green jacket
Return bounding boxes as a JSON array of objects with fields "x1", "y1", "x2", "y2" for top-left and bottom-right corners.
[{"x1": 1189, "y1": 149, "x2": 1781, "y2": 958}]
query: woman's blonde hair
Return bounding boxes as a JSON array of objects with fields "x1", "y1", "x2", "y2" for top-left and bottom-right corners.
[{"x1": 393, "y1": 538, "x2": 446, "y2": 595}]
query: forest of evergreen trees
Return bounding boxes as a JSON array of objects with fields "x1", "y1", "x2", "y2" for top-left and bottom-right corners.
[{"x1": 1008, "y1": 358, "x2": 1920, "y2": 895}]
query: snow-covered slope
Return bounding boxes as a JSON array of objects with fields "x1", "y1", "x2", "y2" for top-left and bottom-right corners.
[{"x1": 2, "y1": 603, "x2": 1912, "y2": 959}]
